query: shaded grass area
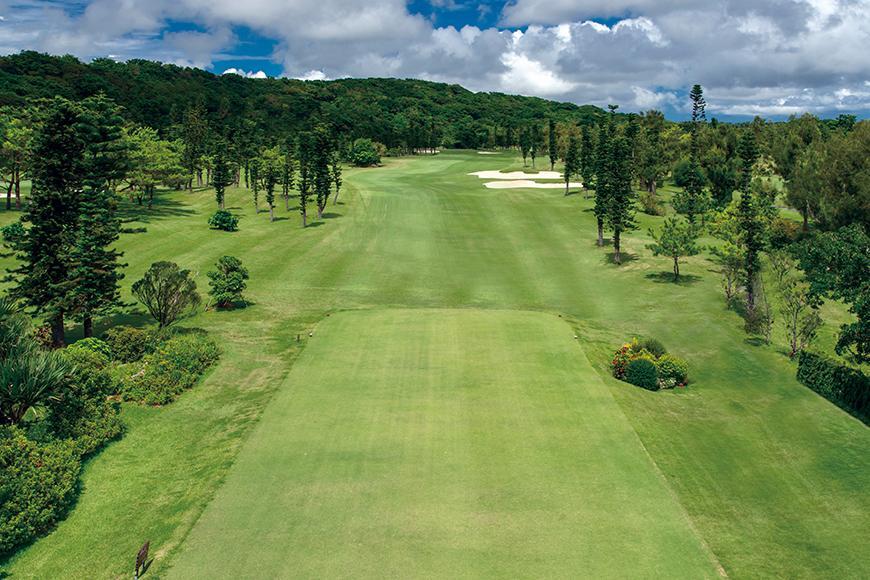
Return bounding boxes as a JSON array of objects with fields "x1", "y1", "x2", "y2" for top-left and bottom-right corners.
[
  {"x1": 1, "y1": 150, "x2": 868, "y2": 578},
  {"x1": 168, "y1": 309, "x2": 719, "y2": 579}
]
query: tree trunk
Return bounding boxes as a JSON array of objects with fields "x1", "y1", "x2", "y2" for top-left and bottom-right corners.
[
  {"x1": 597, "y1": 218, "x2": 604, "y2": 247},
  {"x1": 270, "y1": 206, "x2": 275, "y2": 222},
  {"x1": 801, "y1": 205, "x2": 809, "y2": 232},
  {"x1": 51, "y1": 313, "x2": 65, "y2": 348},
  {"x1": 5, "y1": 179, "x2": 11, "y2": 210},
  {"x1": 673, "y1": 257, "x2": 680, "y2": 281},
  {"x1": 333, "y1": 189, "x2": 340, "y2": 205},
  {"x1": 148, "y1": 186, "x2": 154, "y2": 209},
  {"x1": 301, "y1": 211, "x2": 307, "y2": 228},
  {"x1": 651, "y1": 180, "x2": 657, "y2": 195},
  {"x1": 565, "y1": 180, "x2": 569, "y2": 196},
  {"x1": 14, "y1": 168, "x2": 20, "y2": 209},
  {"x1": 285, "y1": 195, "x2": 290, "y2": 211},
  {"x1": 83, "y1": 315, "x2": 93, "y2": 338},
  {"x1": 613, "y1": 230, "x2": 621, "y2": 264}
]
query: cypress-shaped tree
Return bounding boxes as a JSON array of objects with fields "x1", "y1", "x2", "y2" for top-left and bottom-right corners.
[
  {"x1": 282, "y1": 145, "x2": 295, "y2": 211},
  {"x1": 737, "y1": 130, "x2": 763, "y2": 312},
  {"x1": 7, "y1": 98, "x2": 85, "y2": 346},
  {"x1": 673, "y1": 85, "x2": 710, "y2": 223},
  {"x1": 607, "y1": 129, "x2": 637, "y2": 265},
  {"x1": 331, "y1": 151, "x2": 343, "y2": 205},
  {"x1": 563, "y1": 134, "x2": 580, "y2": 196},
  {"x1": 297, "y1": 133, "x2": 311, "y2": 227},
  {"x1": 548, "y1": 118, "x2": 557, "y2": 170},
  {"x1": 212, "y1": 144, "x2": 233, "y2": 209},
  {"x1": 579, "y1": 123, "x2": 596, "y2": 191},
  {"x1": 593, "y1": 106, "x2": 618, "y2": 246}
]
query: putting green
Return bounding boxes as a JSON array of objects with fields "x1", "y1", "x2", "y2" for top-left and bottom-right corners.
[{"x1": 168, "y1": 308, "x2": 718, "y2": 578}]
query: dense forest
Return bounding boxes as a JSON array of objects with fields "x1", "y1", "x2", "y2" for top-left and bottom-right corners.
[{"x1": 0, "y1": 51, "x2": 604, "y2": 150}]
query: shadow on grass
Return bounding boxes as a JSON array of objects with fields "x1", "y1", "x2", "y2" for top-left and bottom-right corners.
[
  {"x1": 744, "y1": 337, "x2": 770, "y2": 347},
  {"x1": 604, "y1": 252, "x2": 638, "y2": 265},
  {"x1": 117, "y1": 196, "x2": 196, "y2": 224},
  {"x1": 304, "y1": 222, "x2": 325, "y2": 228},
  {"x1": 645, "y1": 272, "x2": 702, "y2": 285},
  {"x1": 320, "y1": 212, "x2": 341, "y2": 219}
]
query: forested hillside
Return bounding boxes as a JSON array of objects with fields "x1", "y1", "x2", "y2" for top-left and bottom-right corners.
[{"x1": 0, "y1": 51, "x2": 603, "y2": 149}]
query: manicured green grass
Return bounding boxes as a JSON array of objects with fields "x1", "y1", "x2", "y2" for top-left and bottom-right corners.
[
  {"x1": 2, "y1": 150, "x2": 868, "y2": 578},
  {"x1": 168, "y1": 308, "x2": 720, "y2": 578}
]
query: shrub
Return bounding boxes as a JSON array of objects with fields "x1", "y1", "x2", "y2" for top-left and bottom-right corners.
[
  {"x1": 637, "y1": 337, "x2": 667, "y2": 358},
  {"x1": 207, "y1": 256, "x2": 249, "y2": 309},
  {"x1": 47, "y1": 348, "x2": 123, "y2": 456},
  {"x1": 656, "y1": 354, "x2": 689, "y2": 387},
  {"x1": 132, "y1": 262, "x2": 201, "y2": 328},
  {"x1": 610, "y1": 343, "x2": 634, "y2": 379},
  {"x1": 639, "y1": 191, "x2": 664, "y2": 216},
  {"x1": 1, "y1": 221, "x2": 25, "y2": 247},
  {"x1": 67, "y1": 337, "x2": 112, "y2": 361},
  {"x1": 767, "y1": 217, "x2": 801, "y2": 249},
  {"x1": 120, "y1": 333, "x2": 220, "y2": 405},
  {"x1": 796, "y1": 351, "x2": 868, "y2": 423},
  {"x1": 351, "y1": 138, "x2": 382, "y2": 167},
  {"x1": 208, "y1": 209, "x2": 239, "y2": 232},
  {"x1": 0, "y1": 425, "x2": 81, "y2": 557},
  {"x1": 103, "y1": 326, "x2": 151, "y2": 363},
  {"x1": 625, "y1": 358, "x2": 659, "y2": 391}
]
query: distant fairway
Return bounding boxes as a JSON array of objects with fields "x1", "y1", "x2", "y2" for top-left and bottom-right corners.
[{"x1": 168, "y1": 309, "x2": 718, "y2": 578}]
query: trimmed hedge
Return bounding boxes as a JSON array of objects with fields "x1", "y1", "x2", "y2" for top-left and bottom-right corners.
[
  {"x1": 796, "y1": 351, "x2": 869, "y2": 423},
  {"x1": 0, "y1": 426, "x2": 81, "y2": 557}
]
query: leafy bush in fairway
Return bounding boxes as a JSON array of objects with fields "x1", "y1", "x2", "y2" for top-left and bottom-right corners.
[
  {"x1": 67, "y1": 337, "x2": 112, "y2": 361},
  {"x1": 351, "y1": 138, "x2": 382, "y2": 167},
  {"x1": 797, "y1": 351, "x2": 868, "y2": 423},
  {"x1": 625, "y1": 358, "x2": 659, "y2": 391},
  {"x1": 102, "y1": 325, "x2": 152, "y2": 363},
  {"x1": 0, "y1": 425, "x2": 81, "y2": 557},
  {"x1": 656, "y1": 354, "x2": 689, "y2": 388},
  {"x1": 207, "y1": 256, "x2": 249, "y2": 309},
  {"x1": 208, "y1": 210, "x2": 239, "y2": 232},
  {"x1": 119, "y1": 333, "x2": 220, "y2": 405},
  {"x1": 45, "y1": 348, "x2": 123, "y2": 456}
]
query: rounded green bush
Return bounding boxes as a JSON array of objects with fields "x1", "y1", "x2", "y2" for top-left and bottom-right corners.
[
  {"x1": 637, "y1": 337, "x2": 667, "y2": 358},
  {"x1": 625, "y1": 358, "x2": 659, "y2": 391},
  {"x1": 102, "y1": 326, "x2": 151, "y2": 363},
  {"x1": 67, "y1": 337, "x2": 112, "y2": 361},
  {"x1": 656, "y1": 354, "x2": 689, "y2": 385},
  {"x1": 208, "y1": 209, "x2": 239, "y2": 232}
]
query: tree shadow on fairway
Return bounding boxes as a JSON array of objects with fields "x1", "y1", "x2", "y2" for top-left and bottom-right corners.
[
  {"x1": 604, "y1": 252, "x2": 638, "y2": 265},
  {"x1": 304, "y1": 222, "x2": 325, "y2": 228},
  {"x1": 117, "y1": 196, "x2": 196, "y2": 224},
  {"x1": 744, "y1": 337, "x2": 769, "y2": 347},
  {"x1": 645, "y1": 272, "x2": 702, "y2": 286},
  {"x1": 320, "y1": 212, "x2": 341, "y2": 219}
]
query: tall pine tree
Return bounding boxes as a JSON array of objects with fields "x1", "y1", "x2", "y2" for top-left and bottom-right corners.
[
  {"x1": 737, "y1": 130, "x2": 763, "y2": 313},
  {"x1": 673, "y1": 85, "x2": 709, "y2": 223},
  {"x1": 548, "y1": 118, "x2": 557, "y2": 171}
]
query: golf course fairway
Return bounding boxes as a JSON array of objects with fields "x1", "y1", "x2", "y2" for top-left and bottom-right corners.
[{"x1": 168, "y1": 309, "x2": 719, "y2": 578}]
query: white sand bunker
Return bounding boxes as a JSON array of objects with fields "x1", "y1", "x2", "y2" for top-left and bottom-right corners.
[
  {"x1": 477, "y1": 151, "x2": 499, "y2": 155},
  {"x1": 470, "y1": 170, "x2": 563, "y2": 180},
  {"x1": 483, "y1": 180, "x2": 583, "y2": 189}
]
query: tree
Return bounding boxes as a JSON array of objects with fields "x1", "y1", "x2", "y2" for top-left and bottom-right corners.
[
  {"x1": 281, "y1": 146, "x2": 295, "y2": 211},
  {"x1": 797, "y1": 225, "x2": 869, "y2": 363},
  {"x1": 297, "y1": 133, "x2": 312, "y2": 227},
  {"x1": 548, "y1": 118, "x2": 558, "y2": 170},
  {"x1": 250, "y1": 159, "x2": 260, "y2": 213},
  {"x1": 593, "y1": 107, "x2": 618, "y2": 246},
  {"x1": 350, "y1": 138, "x2": 381, "y2": 167},
  {"x1": 0, "y1": 108, "x2": 33, "y2": 210},
  {"x1": 7, "y1": 98, "x2": 85, "y2": 347},
  {"x1": 126, "y1": 127, "x2": 185, "y2": 208},
  {"x1": 769, "y1": 251, "x2": 822, "y2": 358},
  {"x1": 181, "y1": 102, "x2": 207, "y2": 188},
  {"x1": 736, "y1": 131, "x2": 763, "y2": 314},
  {"x1": 606, "y1": 127, "x2": 637, "y2": 264},
  {"x1": 647, "y1": 217, "x2": 700, "y2": 281},
  {"x1": 673, "y1": 85, "x2": 710, "y2": 224},
  {"x1": 260, "y1": 146, "x2": 281, "y2": 221},
  {"x1": 704, "y1": 148, "x2": 738, "y2": 208},
  {"x1": 331, "y1": 152, "x2": 343, "y2": 205},
  {"x1": 212, "y1": 144, "x2": 233, "y2": 210},
  {"x1": 636, "y1": 110, "x2": 666, "y2": 194},
  {"x1": 529, "y1": 124, "x2": 542, "y2": 168},
  {"x1": 519, "y1": 128, "x2": 531, "y2": 166},
  {"x1": 207, "y1": 256, "x2": 249, "y2": 309},
  {"x1": 311, "y1": 125, "x2": 334, "y2": 219},
  {"x1": 563, "y1": 134, "x2": 580, "y2": 196},
  {"x1": 67, "y1": 95, "x2": 128, "y2": 338},
  {"x1": 579, "y1": 124, "x2": 596, "y2": 191},
  {"x1": 131, "y1": 261, "x2": 200, "y2": 328}
]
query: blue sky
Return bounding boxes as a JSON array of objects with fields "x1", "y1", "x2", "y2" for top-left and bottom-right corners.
[{"x1": 1, "y1": 0, "x2": 868, "y2": 120}]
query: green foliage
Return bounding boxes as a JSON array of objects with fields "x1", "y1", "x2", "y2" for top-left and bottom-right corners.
[
  {"x1": 625, "y1": 358, "x2": 659, "y2": 391},
  {"x1": 350, "y1": 138, "x2": 382, "y2": 167},
  {"x1": 102, "y1": 325, "x2": 150, "y2": 363},
  {"x1": 132, "y1": 261, "x2": 201, "y2": 328},
  {"x1": 656, "y1": 354, "x2": 689, "y2": 386},
  {"x1": 208, "y1": 209, "x2": 239, "y2": 232},
  {"x1": 797, "y1": 225, "x2": 869, "y2": 363},
  {"x1": 796, "y1": 351, "x2": 868, "y2": 423},
  {"x1": 1, "y1": 221, "x2": 25, "y2": 247},
  {"x1": 647, "y1": 217, "x2": 700, "y2": 280},
  {"x1": 67, "y1": 337, "x2": 112, "y2": 361},
  {"x1": 0, "y1": 349, "x2": 71, "y2": 425},
  {"x1": 207, "y1": 256, "x2": 249, "y2": 309},
  {"x1": 672, "y1": 158, "x2": 703, "y2": 188},
  {"x1": 47, "y1": 348, "x2": 123, "y2": 456},
  {"x1": 638, "y1": 337, "x2": 667, "y2": 358},
  {"x1": 119, "y1": 333, "x2": 220, "y2": 405},
  {"x1": 638, "y1": 191, "x2": 664, "y2": 216},
  {"x1": 0, "y1": 425, "x2": 81, "y2": 557}
]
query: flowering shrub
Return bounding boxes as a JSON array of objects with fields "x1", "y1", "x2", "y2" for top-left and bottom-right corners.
[{"x1": 611, "y1": 338, "x2": 689, "y2": 391}]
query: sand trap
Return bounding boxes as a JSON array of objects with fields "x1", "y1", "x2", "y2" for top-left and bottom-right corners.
[
  {"x1": 483, "y1": 180, "x2": 583, "y2": 189},
  {"x1": 477, "y1": 151, "x2": 499, "y2": 155},
  {"x1": 470, "y1": 170, "x2": 563, "y2": 180}
]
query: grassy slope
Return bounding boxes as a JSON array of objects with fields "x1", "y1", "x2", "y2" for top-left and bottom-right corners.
[
  {"x1": 168, "y1": 309, "x2": 719, "y2": 578},
  {"x1": 1, "y1": 150, "x2": 868, "y2": 578}
]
